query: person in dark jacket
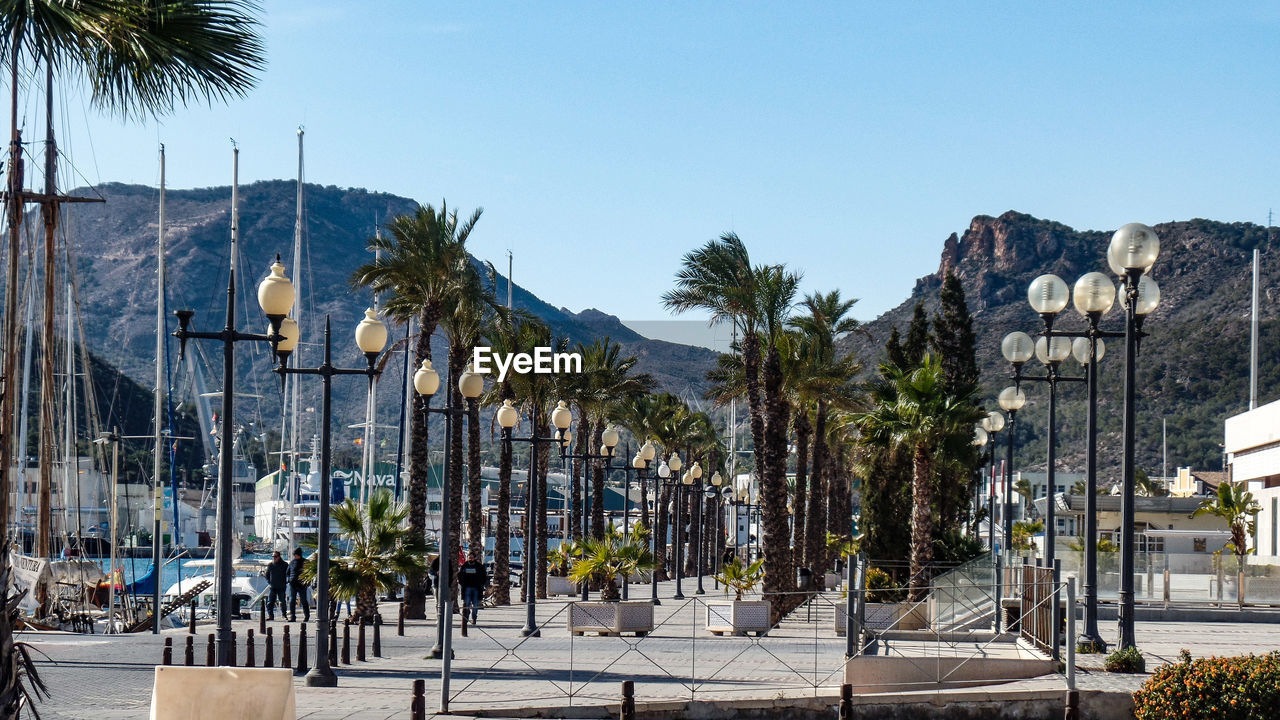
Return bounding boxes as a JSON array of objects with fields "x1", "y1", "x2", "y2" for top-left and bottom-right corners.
[
  {"x1": 287, "y1": 548, "x2": 310, "y2": 622},
  {"x1": 264, "y1": 551, "x2": 289, "y2": 620},
  {"x1": 458, "y1": 550, "x2": 488, "y2": 624}
]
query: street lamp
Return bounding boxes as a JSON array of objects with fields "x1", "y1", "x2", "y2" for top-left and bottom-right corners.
[
  {"x1": 413, "y1": 358, "x2": 484, "y2": 660},
  {"x1": 557, "y1": 413, "x2": 620, "y2": 600},
  {"x1": 173, "y1": 250, "x2": 293, "y2": 667},
  {"x1": 981, "y1": 411, "x2": 1004, "y2": 552},
  {"x1": 619, "y1": 442, "x2": 655, "y2": 600},
  {"x1": 497, "y1": 399, "x2": 570, "y2": 637},
  {"x1": 1108, "y1": 223, "x2": 1160, "y2": 650},
  {"x1": 687, "y1": 461, "x2": 707, "y2": 595},
  {"x1": 272, "y1": 310, "x2": 385, "y2": 686},
  {"x1": 996, "y1": 385, "x2": 1026, "y2": 549},
  {"x1": 662, "y1": 453, "x2": 690, "y2": 599},
  {"x1": 651, "y1": 456, "x2": 672, "y2": 605},
  {"x1": 702, "y1": 471, "x2": 724, "y2": 591}
]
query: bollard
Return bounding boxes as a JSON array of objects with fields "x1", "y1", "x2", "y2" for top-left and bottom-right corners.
[
  {"x1": 410, "y1": 678, "x2": 426, "y2": 720},
  {"x1": 839, "y1": 683, "x2": 853, "y2": 720},
  {"x1": 246, "y1": 629, "x2": 255, "y2": 667},
  {"x1": 461, "y1": 605, "x2": 468, "y2": 638},
  {"x1": 341, "y1": 618, "x2": 351, "y2": 665},
  {"x1": 398, "y1": 602, "x2": 405, "y2": 636},
  {"x1": 188, "y1": 601, "x2": 197, "y2": 634},
  {"x1": 329, "y1": 622, "x2": 338, "y2": 668},
  {"x1": 206, "y1": 633, "x2": 215, "y2": 666},
  {"x1": 295, "y1": 623, "x2": 309, "y2": 675},
  {"x1": 373, "y1": 614, "x2": 382, "y2": 657},
  {"x1": 357, "y1": 617, "x2": 367, "y2": 662},
  {"x1": 184, "y1": 635, "x2": 194, "y2": 666},
  {"x1": 620, "y1": 680, "x2": 635, "y2": 720},
  {"x1": 162, "y1": 637, "x2": 173, "y2": 666},
  {"x1": 260, "y1": 599, "x2": 267, "y2": 634},
  {"x1": 265, "y1": 627, "x2": 274, "y2": 668},
  {"x1": 230, "y1": 631, "x2": 237, "y2": 667},
  {"x1": 282, "y1": 625, "x2": 292, "y2": 669}
]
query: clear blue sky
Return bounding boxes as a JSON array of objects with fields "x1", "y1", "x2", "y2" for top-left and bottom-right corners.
[{"x1": 42, "y1": 2, "x2": 1280, "y2": 334}]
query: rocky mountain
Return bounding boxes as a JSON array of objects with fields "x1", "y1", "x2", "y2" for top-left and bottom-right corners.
[
  {"x1": 840, "y1": 211, "x2": 1277, "y2": 480},
  {"x1": 59, "y1": 181, "x2": 718, "y2": 457}
]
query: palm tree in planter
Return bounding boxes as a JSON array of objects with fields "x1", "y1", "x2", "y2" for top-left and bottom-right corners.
[
  {"x1": 568, "y1": 526, "x2": 656, "y2": 602},
  {"x1": 707, "y1": 557, "x2": 772, "y2": 636},
  {"x1": 303, "y1": 490, "x2": 430, "y2": 622},
  {"x1": 1193, "y1": 482, "x2": 1262, "y2": 576}
]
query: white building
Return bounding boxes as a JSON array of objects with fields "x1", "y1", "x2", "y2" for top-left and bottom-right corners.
[{"x1": 1224, "y1": 398, "x2": 1280, "y2": 565}]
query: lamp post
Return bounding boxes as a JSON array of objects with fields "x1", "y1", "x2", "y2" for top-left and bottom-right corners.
[
  {"x1": 272, "y1": 311, "x2": 386, "y2": 686},
  {"x1": 696, "y1": 470, "x2": 720, "y2": 594},
  {"x1": 497, "y1": 399, "x2": 571, "y2": 637},
  {"x1": 1107, "y1": 223, "x2": 1161, "y2": 650},
  {"x1": 412, "y1": 358, "x2": 484, "y2": 659},
  {"x1": 685, "y1": 462, "x2": 705, "y2": 594},
  {"x1": 620, "y1": 440, "x2": 655, "y2": 600},
  {"x1": 995, "y1": 385, "x2": 1024, "y2": 634},
  {"x1": 650, "y1": 457, "x2": 672, "y2": 605},
  {"x1": 558, "y1": 416, "x2": 621, "y2": 600},
  {"x1": 660, "y1": 453, "x2": 687, "y2": 599},
  {"x1": 981, "y1": 411, "x2": 1005, "y2": 553},
  {"x1": 173, "y1": 248, "x2": 294, "y2": 667}
]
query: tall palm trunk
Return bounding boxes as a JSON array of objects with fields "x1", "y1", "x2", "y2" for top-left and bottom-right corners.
[
  {"x1": 494, "y1": 393, "x2": 513, "y2": 605},
  {"x1": 655, "y1": 481, "x2": 670, "y2": 581},
  {"x1": 572, "y1": 411, "x2": 591, "y2": 540},
  {"x1": 792, "y1": 410, "x2": 811, "y2": 570},
  {"x1": 683, "y1": 471, "x2": 700, "y2": 575},
  {"x1": 536, "y1": 412, "x2": 550, "y2": 599},
  {"x1": 760, "y1": 344, "x2": 795, "y2": 606},
  {"x1": 570, "y1": 452, "x2": 583, "y2": 541},
  {"x1": 828, "y1": 444, "x2": 849, "y2": 545},
  {"x1": 806, "y1": 401, "x2": 829, "y2": 572},
  {"x1": 447, "y1": 346, "x2": 464, "y2": 606},
  {"x1": 639, "y1": 467, "x2": 650, "y2": 532},
  {"x1": 466, "y1": 397, "x2": 482, "y2": 553},
  {"x1": 741, "y1": 330, "x2": 766, "y2": 482},
  {"x1": 909, "y1": 444, "x2": 933, "y2": 601},
  {"x1": 590, "y1": 419, "x2": 605, "y2": 539},
  {"x1": 404, "y1": 310, "x2": 438, "y2": 618}
]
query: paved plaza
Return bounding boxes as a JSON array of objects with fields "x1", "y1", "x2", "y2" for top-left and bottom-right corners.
[{"x1": 20, "y1": 580, "x2": 1280, "y2": 719}]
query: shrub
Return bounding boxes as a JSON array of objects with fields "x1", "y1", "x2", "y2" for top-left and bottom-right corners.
[
  {"x1": 864, "y1": 567, "x2": 904, "y2": 603},
  {"x1": 1105, "y1": 646, "x2": 1146, "y2": 673},
  {"x1": 1133, "y1": 651, "x2": 1280, "y2": 720}
]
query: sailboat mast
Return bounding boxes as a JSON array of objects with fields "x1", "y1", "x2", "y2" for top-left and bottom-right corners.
[
  {"x1": 36, "y1": 60, "x2": 57, "y2": 558},
  {"x1": 152, "y1": 145, "x2": 167, "y2": 632},
  {"x1": 287, "y1": 128, "x2": 304, "y2": 552},
  {"x1": 16, "y1": 270, "x2": 34, "y2": 528},
  {"x1": 64, "y1": 283, "x2": 75, "y2": 541}
]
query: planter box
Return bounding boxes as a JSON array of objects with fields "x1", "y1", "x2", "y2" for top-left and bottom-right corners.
[
  {"x1": 568, "y1": 600, "x2": 654, "y2": 637},
  {"x1": 824, "y1": 573, "x2": 842, "y2": 591},
  {"x1": 835, "y1": 601, "x2": 927, "y2": 635},
  {"x1": 705, "y1": 599, "x2": 772, "y2": 636},
  {"x1": 547, "y1": 576, "x2": 577, "y2": 596}
]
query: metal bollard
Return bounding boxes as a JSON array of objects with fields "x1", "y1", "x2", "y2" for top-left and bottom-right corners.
[
  {"x1": 184, "y1": 635, "x2": 194, "y2": 666},
  {"x1": 265, "y1": 627, "x2": 274, "y2": 668},
  {"x1": 188, "y1": 601, "x2": 197, "y2": 634},
  {"x1": 373, "y1": 614, "x2": 382, "y2": 657},
  {"x1": 295, "y1": 623, "x2": 309, "y2": 675},
  {"x1": 839, "y1": 683, "x2": 853, "y2": 720},
  {"x1": 342, "y1": 618, "x2": 351, "y2": 665},
  {"x1": 620, "y1": 680, "x2": 635, "y2": 720},
  {"x1": 398, "y1": 602, "x2": 405, "y2": 636},
  {"x1": 410, "y1": 678, "x2": 426, "y2": 720},
  {"x1": 329, "y1": 622, "x2": 338, "y2": 667},
  {"x1": 229, "y1": 631, "x2": 237, "y2": 667},
  {"x1": 357, "y1": 617, "x2": 367, "y2": 662},
  {"x1": 282, "y1": 625, "x2": 292, "y2": 669},
  {"x1": 246, "y1": 629, "x2": 255, "y2": 667},
  {"x1": 162, "y1": 637, "x2": 173, "y2": 666},
  {"x1": 260, "y1": 599, "x2": 267, "y2": 634},
  {"x1": 206, "y1": 633, "x2": 215, "y2": 666}
]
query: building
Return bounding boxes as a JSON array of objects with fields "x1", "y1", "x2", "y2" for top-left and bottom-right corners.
[
  {"x1": 1224, "y1": 398, "x2": 1280, "y2": 566},
  {"x1": 1164, "y1": 467, "x2": 1225, "y2": 498}
]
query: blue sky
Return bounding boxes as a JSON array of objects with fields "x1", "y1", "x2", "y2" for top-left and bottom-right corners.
[{"x1": 39, "y1": 2, "x2": 1280, "y2": 339}]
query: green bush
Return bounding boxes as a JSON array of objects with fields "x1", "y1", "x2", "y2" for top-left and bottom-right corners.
[
  {"x1": 1105, "y1": 646, "x2": 1146, "y2": 673},
  {"x1": 1133, "y1": 652, "x2": 1280, "y2": 720},
  {"x1": 864, "y1": 567, "x2": 904, "y2": 603}
]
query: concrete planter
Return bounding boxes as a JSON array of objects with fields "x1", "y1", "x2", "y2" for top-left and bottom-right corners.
[
  {"x1": 547, "y1": 575, "x2": 577, "y2": 596},
  {"x1": 567, "y1": 600, "x2": 654, "y2": 637},
  {"x1": 835, "y1": 601, "x2": 927, "y2": 635},
  {"x1": 705, "y1": 599, "x2": 772, "y2": 636}
]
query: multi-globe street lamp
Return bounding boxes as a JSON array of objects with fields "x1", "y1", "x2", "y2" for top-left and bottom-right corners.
[
  {"x1": 496, "y1": 398, "x2": 572, "y2": 637},
  {"x1": 174, "y1": 249, "x2": 294, "y2": 668},
  {"x1": 650, "y1": 455, "x2": 675, "y2": 605},
  {"x1": 618, "y1": 440, "x2": 657, "y2": 599},
  {"x1": 412, "y1": 358, "x2": 484, "y2": 660},
  {"x1": 273, "y1": 311, "x2": 387, "y2": 686},
  {"x1": 692, "y1": 469, "x2": 722, "y2": 595}
]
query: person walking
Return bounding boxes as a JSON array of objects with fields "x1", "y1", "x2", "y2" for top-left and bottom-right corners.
[
  {"x1": 264, "y1": 550, "x2": 288, "y2": 620},
  {"x1": 287, "y1": 548, "x2": 311, "y2": 622},
  {"x1": 458, "y1": 550, "x2": 487, "y2": 625}
]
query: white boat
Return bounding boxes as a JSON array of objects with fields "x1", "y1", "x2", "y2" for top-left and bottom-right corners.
[{"x1": 161, "y1": 557, "x2": 272, "y2": 617}]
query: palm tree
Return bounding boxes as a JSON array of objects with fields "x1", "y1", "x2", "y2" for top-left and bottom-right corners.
[
  {"x1": 854, "y1": 355, "x2": 984, "y2": 600},
  {"x1": 353, "y1": 202, "x2": 481, "y2": 618},
  {"x1": 303, "y1": 490, "x2": 431, "y2": 622},
  {"x1": 0, "y1": 540, "x2": 45, "y2": 719},
  {"x1": 1192, "y1": 481, "x2": 1261, "y2": 566},
  {"x1": 568, "y1": 525, "x2": 656, "y2": 602}
]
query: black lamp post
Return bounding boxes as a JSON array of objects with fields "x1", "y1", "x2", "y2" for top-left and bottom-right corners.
[
  {"x1": 995, "y1": 385, "x2": 1024, "y2": 633},
  {"x1": 412, "y1": 358, "x2": 485, "y2": 660},
  {"x1": 619, "y1": 440, "x2": 656, "y2": 600},
  {"x1": 273, "y1": 311, "x2": 387, "y2": 686},
  {"x1": 650, "y1": 455, "x2": 673, "y2": 605},
  {"x1": 686, "y1": 462, "x2": 706, "y2": 595},
  {"x1": 173, "y1": 194, "x2": 294, "y2": 668},
  {"x1": 695, "y1": 470, "x2": 723, "y2": 594},
  {"x1": 497, "y1": 399, "x2": 571, "y2": 637},
  {"x1": 558, "y1": 416, "x2": 621, "y2": 600},
  {"x1": 658, "y1": 452, "x2": 687, "y2": 599}
]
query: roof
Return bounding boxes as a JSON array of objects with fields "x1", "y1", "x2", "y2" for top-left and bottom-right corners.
[
  {"x1": 1043, "y1": 494, "x2": 1206, "y2": 515},
  {"x1": 1190, "y1": 470, "x2": 1227, "y2": 490}
]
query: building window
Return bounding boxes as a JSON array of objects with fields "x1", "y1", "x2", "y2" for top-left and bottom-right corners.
[
  {"x1": 1193, "y1": 537, "x2": 1207, "y2": 553},
  {"x1": 1138, "y1": 534, "x2": 1164, "y2": 553},
  {"x1": 1272, "y1": 499, "x2": 1278, "y2": 557}
]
